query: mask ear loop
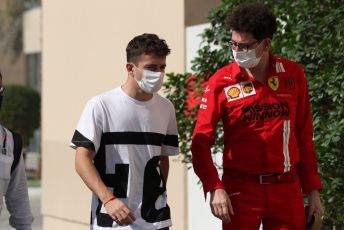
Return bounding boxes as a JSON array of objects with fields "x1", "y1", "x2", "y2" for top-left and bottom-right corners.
[
  {"x1": 258, "y1": 38, "x2": 271, "y2": 55},
  {"x1": 254, "y1": 40, "x2": 266, "y2": 59},
  {"x1": 131, "y1": 63, "x2": 143, "y2": 76}
]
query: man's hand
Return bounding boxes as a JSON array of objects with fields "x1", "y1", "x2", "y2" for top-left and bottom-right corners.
[
  {"x1": 105, "y1": 198, "x2": 136, "y2": 226},
  {"x1": 210, "y1": 189, "x2": 234, "y2": 223},
  {"x1": 307, "y1": 190, "x2": 324, "y2": 222},
  {"x1": 75, "y1": 147, "x2": 136, "y2": 226}
]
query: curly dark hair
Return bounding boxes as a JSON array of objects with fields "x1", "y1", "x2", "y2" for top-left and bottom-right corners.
[
  {"x1": 227, "y1": 3, "x2": 277, "y2": 41},
  {"x1": 126, "y1": 33, "x2": 171, "y2": 64}
]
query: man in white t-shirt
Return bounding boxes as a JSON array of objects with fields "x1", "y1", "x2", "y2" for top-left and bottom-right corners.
[
  {"x1": 71, "y1": 33, "x2": 179, "y2": 230},
  {"x1": 0, "y1": 72, "x2": 33, "y2": 230}
]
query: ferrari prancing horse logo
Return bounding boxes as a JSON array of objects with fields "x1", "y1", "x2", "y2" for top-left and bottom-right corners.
[{"x1": 268, "y1": 76, "x2": 279, "y2": 91}]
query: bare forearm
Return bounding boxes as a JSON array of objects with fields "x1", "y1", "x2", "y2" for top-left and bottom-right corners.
[
  {"x1": 75, "y1": 147, "x2": 113, "y2": 203},
  {"x1": 159, "y1": 156, "x2": 169, "y2": 182}
]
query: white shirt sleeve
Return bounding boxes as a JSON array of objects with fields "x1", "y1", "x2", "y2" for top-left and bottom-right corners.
[
  {"x1": 70, "y1": 98, "x2": 104, "y2": 153},
  {"x1": 5, "y1": 155, "x2": 33, "y2": 230}
]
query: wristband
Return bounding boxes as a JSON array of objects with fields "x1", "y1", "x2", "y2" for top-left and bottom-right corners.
[{"x1": 104, "y1": 195, "x2": 117, "y2": 206}]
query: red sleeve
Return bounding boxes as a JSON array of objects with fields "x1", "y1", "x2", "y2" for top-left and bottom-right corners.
[
  {"x1": 295, "y1": 66, "x2": 323, "y2": 194},
  {"x1": 191, "y1": 74, "x2": 225, "y2": 198}
]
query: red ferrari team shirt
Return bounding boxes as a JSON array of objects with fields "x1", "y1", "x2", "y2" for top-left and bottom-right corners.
[{"x1": 191, "y1": 53, "x2": 323, "y2": 195}]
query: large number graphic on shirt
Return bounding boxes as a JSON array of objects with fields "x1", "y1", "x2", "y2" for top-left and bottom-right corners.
[
  {"x1": 141, "y1": 156, "x2": 171, "y2": 223},
  {"x1": 91, "y1": 132, "x2": 176, "y2": 227},
  {"x1": 95, "y1": 163, "x2": 129, "y2": 227}
]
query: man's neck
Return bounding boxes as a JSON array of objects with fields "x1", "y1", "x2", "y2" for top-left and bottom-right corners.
[{"x1": 242, "y1": 52, "x2": 270, "y2": 83}]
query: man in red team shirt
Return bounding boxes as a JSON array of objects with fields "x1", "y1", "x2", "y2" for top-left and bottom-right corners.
[{"x1": 191, "y1": 3, "x2": 324, "y2": 229}]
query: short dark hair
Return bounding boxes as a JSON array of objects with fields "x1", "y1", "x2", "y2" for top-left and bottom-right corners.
[
  {"x1": 227, "y1": 3, "x2": 277, "y2": 41},
  {"x1": 126, "y1": 33, "x2": 171, "y2": 64}
]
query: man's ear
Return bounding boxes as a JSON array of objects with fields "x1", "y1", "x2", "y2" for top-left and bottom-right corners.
[{"x1": 126, "y1": 63, "x2": 134, "y2": 76}]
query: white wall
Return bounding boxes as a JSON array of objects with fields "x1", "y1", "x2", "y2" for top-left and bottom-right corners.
[{"x1": 186, "y1": 23, "x2": 222, "y2": 230}]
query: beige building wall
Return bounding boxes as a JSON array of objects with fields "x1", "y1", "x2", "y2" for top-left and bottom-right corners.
[
  {"x1": 0, "y1": 54, "x2": 26, "y2": 85},
  {"x1": 41, "y1": 1, "x2": 186, "y2": 230},
  {"x1": 185, "y1": 0, "x2": 221, "y2": 26}
]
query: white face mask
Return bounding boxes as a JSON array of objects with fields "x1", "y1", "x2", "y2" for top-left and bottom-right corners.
[
  {"x1": 133, "y1": 66, "x2": 164, "y2": 93},
  {"x1": 232, "y1": 42, "x2": 264, "y2": 68}
]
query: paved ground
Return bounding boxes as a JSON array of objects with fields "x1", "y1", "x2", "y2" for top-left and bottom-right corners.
[{"x1": 0, "y1": 187, "x2": 42, "y2": 230}]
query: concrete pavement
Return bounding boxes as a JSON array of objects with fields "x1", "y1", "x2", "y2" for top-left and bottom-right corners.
[{"x1": 0, "y1": 187, "x2": 42, "y2": 230}]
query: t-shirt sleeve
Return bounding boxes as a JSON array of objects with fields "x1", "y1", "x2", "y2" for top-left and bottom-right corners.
[
  {"x1": 70, "y1": 98, "x2": 104, "y2": 153},
  {"x1": 161, "y1": 103, "x2": 179, "y2": 156}
]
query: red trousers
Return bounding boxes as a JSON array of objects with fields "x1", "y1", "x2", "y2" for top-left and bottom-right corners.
[{"x1": 222, "y1": 172, "x2": 306, "y2": 230}]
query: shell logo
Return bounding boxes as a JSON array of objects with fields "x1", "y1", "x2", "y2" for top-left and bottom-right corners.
[
  {"x1": 243, "y1": 83, "x2": 253, "y2": 94},
  {"x1": 227, "y1": 87, "x2": 240, "y2": 99}
]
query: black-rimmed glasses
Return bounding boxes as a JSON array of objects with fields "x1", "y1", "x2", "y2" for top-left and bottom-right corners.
[{"x1": 229, "y1": 40, "x2": 260, "y2": 52}]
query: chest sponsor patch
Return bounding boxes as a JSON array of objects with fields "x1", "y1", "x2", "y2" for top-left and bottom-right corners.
[
  {"x1": 224, "y1": 81, "x2": 256, "y2": 102},
  {"x1": 241, "y1": 102, "x2": 290, "y2": 122}
]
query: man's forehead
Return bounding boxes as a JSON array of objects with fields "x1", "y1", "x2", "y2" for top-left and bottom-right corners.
[
  {"x1": 138, "y1": 53, "x2": 166, "y2": 65},
  {"x1": 231, "y1": 30, "x2": 255, "y2": 42}
]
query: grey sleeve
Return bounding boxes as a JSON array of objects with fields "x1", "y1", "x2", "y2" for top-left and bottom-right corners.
[{"x1": 5, "y1": 155, "x2": 33, "y2": 230}]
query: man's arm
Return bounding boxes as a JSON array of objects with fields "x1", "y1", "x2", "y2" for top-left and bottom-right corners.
[
  {"x1": 295, "y1": 67, "x2": 323, "y2": 193},
  {"x1": 75, "y1": 146, "x2": 135, "y2": 226},
  {"x1": 159, "y1": 156, "x2": 169, "y2": 182},
  {"x1": 5, "y1": 156, "x2": 33, "y2": 230},
  {"x1": 191, "y1": 79, "x2": 225, "y2": 197},
  {"x1": 294, "y1": 67, "x2": 324, "y2": 220},
  {"x1": 191, "y1": 75, "x2": 233, "y2": 222}
]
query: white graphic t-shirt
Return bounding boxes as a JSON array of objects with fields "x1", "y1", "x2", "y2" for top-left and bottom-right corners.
[{"x1": 71, "y1": 87, "x2": 179, "y2": 230}]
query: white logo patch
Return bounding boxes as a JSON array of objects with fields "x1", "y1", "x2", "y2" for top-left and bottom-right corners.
[
  {"x1": 200, "y1": 104, "x2": 207, "y2": 110},
  {"x1": 204, "y1": 86, "x2": 210, "y2": 93}
]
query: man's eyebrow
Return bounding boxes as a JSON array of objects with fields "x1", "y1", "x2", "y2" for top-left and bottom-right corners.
[{"x1": 231, "y1": 40, "x2": 251, "y2": 45}]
